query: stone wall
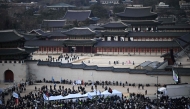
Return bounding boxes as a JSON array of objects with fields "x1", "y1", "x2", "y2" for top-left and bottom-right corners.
[{"x1": 1, "y1": 62, "x2": 190, "y2": 85}]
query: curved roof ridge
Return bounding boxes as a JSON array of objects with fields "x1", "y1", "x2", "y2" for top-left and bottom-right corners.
[{"x1": 68, "y1": 10, "x2": 91, "y2": 12}]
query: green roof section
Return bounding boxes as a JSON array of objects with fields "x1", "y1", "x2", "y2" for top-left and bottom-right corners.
[{"x1": 47, "y1": 3, "x2": 76, "y2": 8}]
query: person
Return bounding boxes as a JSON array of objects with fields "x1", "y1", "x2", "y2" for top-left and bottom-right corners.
[
  {"x1": 54, "y1": 83, "x2": 56, "y2": 90},
  {"x1": 145, "y1": 90, "x2": 147, "y2": 95},
  {"x1": 123, "y1": 83, "x2": 125, "y2": 87},
  {"x1": 127, "y1": 88, "x2": 129, "y2": 93}
]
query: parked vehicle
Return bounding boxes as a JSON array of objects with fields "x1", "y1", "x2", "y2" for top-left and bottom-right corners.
[{"x1": 158, "y1": 84, "x2": 190, "y2": 99}]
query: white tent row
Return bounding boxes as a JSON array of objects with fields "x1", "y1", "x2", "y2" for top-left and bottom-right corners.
[{"x1": 44, "y1": 89, "x2": 122, "y2": 101}]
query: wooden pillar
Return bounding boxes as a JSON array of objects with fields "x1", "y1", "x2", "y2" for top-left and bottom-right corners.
[
  {"x1": 57, "y1": 47, "x2": 58, "y2": 53},
  {"x1": 139, "y1": 48, "x2": 140, "y2": 55},
  {"x1": 47, "y1": 47, "x2": 48, "y2": 54},
  {"x1": 123, "y1": 47, "x2": 124, "y2": 54},
  {"x1": 150, "y1": 48, "x2": 151, "y2": 55}
]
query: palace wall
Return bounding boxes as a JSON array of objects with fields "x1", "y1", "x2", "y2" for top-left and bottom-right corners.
[
  {"x1": 1, "y1": 62, "x2": 190, "y2": 85},
  {"x1": 27, "y1": 62, "x2": 190, "y2": 85}
]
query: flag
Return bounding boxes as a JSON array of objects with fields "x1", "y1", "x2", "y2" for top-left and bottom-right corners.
[
  {"x1": 88, "y1": 93, "x2": 92, "y2": 99},
  {"x1": 52, "y1": 76, "x2": 54, "y2": 83},
  {"x1": 13, "y1": 92, "x2": 18, "y2": 98},
  {"x1": 173, "y1": 69, "x2": 178, "y2": 82},
  {"x1": 91, "y1": 72, "x2": 93, "y2": 76},
  {"x1": 43, "y1": 93, "x2": 47, "y2": 100}
]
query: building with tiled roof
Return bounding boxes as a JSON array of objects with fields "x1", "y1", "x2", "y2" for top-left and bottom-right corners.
[
  {"x1": 0, "y1": 30, "x2": 38, "y2": 82},
  {"x1": 116, "y1": 7, "x2": 160, "y2": 32},
  {"x1": 42, "y1": 20, "x2": 67, "y2": 31},
  {"x1": 116, "y1": 7, "x2": 157, "y2": 20},
  {"x1": 62, "y1": 10, "x2": 99, "y2": 24}
]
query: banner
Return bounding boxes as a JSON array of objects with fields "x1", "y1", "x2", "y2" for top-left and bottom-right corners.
[
  {"x1": 173, "y1": 69, "x2": 178, "y2": 82},
  {"x1": 13, "y1": 92, "x2": 18, "y2": 98},
  {"x1": 43, "y1": 94, "x2": 47, "y2": 100}
]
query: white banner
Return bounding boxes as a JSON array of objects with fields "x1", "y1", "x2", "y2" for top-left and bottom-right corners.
[{"x1": 13, "y1": 92, "x2": 18, "y2": 98}]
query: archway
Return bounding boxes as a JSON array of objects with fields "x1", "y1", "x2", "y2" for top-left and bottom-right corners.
[{"x1": 4, "y1": 70, "x2": 14, "y2": 82}]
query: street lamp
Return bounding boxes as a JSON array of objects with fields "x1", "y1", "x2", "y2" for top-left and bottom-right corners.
[{"x1": 150, "y1": 75, "x2": 158, "y2": 109}]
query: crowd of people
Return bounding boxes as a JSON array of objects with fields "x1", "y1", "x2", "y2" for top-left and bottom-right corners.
[
  {"x1": 46, "y1": 54, "x2": 80, "y2": 63},
  {"x1": 0, "y1": 79, "x2": 190, "y2": 109}
]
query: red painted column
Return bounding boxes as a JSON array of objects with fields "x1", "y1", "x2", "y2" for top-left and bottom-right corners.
[
  {"x1": 47, "y1": 47, "x2": 48, "y2": 54},
  {"x1": 145, "y1": 48, "x2": 146, "y2": 54},
  {"x1": 83, "y1": 46, "x2": 84, "y2": 53}
]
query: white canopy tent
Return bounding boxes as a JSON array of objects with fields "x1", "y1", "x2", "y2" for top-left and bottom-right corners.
[
  {"x1": 112, "y1": 89, "x2": 122, "y2": 98},
  {"x1": 44, "y1": 90, "x2": 122, "y2": 101}
]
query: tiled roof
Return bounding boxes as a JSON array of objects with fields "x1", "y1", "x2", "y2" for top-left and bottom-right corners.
[
  {"x1": 48, "y1": 62, "x2": 62, "y2": 67},
  {"x1": 0, "y1": 30, "x2": 24, "y2": 42},
  {"x1": 47, "y1": 3, "x2": 76, "y2": 8},
  {"x1": 158, "y1": 17, "x2": 175, "y2": 24},
  {"x1": 71, "y1": 64, "x2": 86, "y2": 69},
  {"x1": 42, "y1": 20, "x2": 66, "y2": 28},
  {"x1": 60, "y1": 63, "x2": 73, "y2": 68},
  {"x1": 101, "y1": 31, "x2": 128, "y2": 35},
  {"x1": 37, "y1": 61, "x2": 50, "y2": 66},
  {"x1": 95, "y1": 41, "x2": 179, "y2": 47},
  {"x1": 129, "y1": 69, "x2": 147, "y2": 74},
  {"x1": 112, "y1": 68, "x2": 130, "y2": 72},
  {"x1": 62, "y1": 10, "x2": 91, "y2": 21},
  {"x1": 22, "y1": 34, "x2": 40, "y2": 40},
  {"x1": 101, "y1": 22, "x2": 128, "y2": 29},
  {"x1": 158, "y1": 25, "x2": 190, "y2": 29},
  {"x1": 96, "y1": 67, "x2": 114, "y2": 71},
  {"x1": 48, "y1": 31, "x2": 67, "y2": 38},
  {"x1": 122, "y1": 20, "x2": 160, "y2": 25},
  {"x1": 64, "y1": 40, "x2": 97, "y2": 46},
  {"x1": 85, "y1": 24, "x2": 104, "y2": 30},
  {"x1": 28, "y1": 29, "x2": 49, "y2": 36},
  {"x1": 24, "y1": 40, "x2": 64, "y2": 47},
  {"x1": 62, "y1": 27, "x2": 95, "y2": 36},
  {"x1": 116, "y1": 7, "x2": 157, "y2": 18},
  {"x1": 128, "y1": 32, "x2": 187, "y2": 37},
  {"x1": 174, "y1": 33, "x2": 190, "y2": 47},
  {"x1": 146, "y1": 71, "x2": 172, "y2": 75},
  {"x1": 0, "y1": 48, "x2": 26, "y2": 55},
  {"x1": 83, "y1": 65, "x2": 98, "y2": 70}
]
